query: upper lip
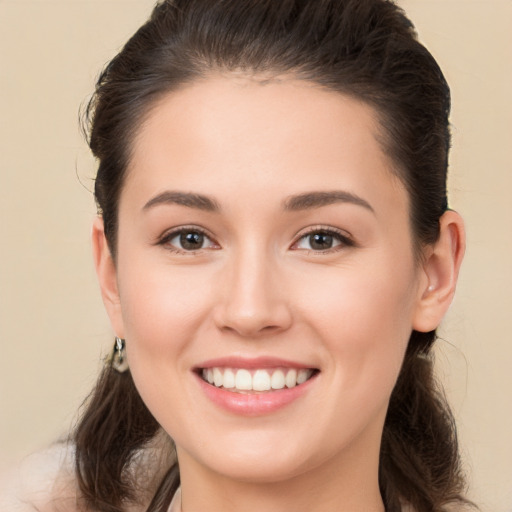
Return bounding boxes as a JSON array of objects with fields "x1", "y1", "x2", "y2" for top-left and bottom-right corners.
[{"x1": 195, "y1": 356, "x2": 317, "y2": 370}]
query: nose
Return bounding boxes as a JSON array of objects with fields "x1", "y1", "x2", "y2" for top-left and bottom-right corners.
[{"x1": 213, "y1": 245, "x2": 293, "y2": 338}]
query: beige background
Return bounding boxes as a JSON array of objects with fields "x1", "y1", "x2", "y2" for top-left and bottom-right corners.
[{"x1": 1, "y1": 0, "x2": 511, "y2": 510}]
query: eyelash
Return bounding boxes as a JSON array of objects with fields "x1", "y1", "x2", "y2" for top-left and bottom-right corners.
[{"x1": 157, "y1": 225, "x2": 355, "y2": 254}]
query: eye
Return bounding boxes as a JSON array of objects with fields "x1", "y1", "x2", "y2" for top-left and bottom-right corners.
[
  {"x1": 160, "y1": 228, "x2": 219, "y2": 252},
  {"x1": 292, "y1": 228, "x2": 353, "y2": 252}
]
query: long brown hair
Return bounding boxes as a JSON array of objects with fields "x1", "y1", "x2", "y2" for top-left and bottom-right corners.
[{"x1": 75, "y1": 1, "x2": 472, "y2": 510}]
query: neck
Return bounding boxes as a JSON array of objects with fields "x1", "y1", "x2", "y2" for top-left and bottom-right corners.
[{"x1": 176, "y1": 434, "x2": 385, "y2": 512}]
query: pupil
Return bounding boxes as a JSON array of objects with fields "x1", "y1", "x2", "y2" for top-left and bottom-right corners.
[
  {"x1": 180, "y1": 232, "x2": 204, "y2": 250},
  {"x1": 310, "y1": 233, "x2": 333, "y2": 250}
]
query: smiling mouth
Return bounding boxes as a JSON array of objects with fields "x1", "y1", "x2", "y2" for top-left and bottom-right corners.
[{"x1": 199, "y1": 367, "x2": 319, "y2": 394}]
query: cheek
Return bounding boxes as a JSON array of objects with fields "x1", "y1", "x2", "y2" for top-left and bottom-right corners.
[
  {"x1": 116, "y1": 255, "x2": 217, "y2": 366},
  {"x1": 114, "y1": 259, "x2": 220, "y2": 430},
  {"x1": 294, "y1": 257, "x2": 417, "y2": 382}
]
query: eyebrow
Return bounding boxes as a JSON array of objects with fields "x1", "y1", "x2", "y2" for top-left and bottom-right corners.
[
  {"x1": 283, "y1": 191, "x2": 374, "y2": 213},
  {"x1": 143, "y1": 191, "x2": 220, "y2": 212},
  {"x1": 142, "y1": 189, "x2": 373, "y2": 214}
]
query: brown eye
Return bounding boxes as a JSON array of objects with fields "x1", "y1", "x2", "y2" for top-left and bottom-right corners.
[
  {"x1": 164, "y1": 229, "x2": 217, "y2": 252},
  {"x1": 180, "y1": 231, "x2": 205, "y2": 250},
  {"x1": 309, "y1": 232, "x2": 335, "y2": 250},
  {"x1": 293, "y1": 229, "x2": 352, "y2": 252}
]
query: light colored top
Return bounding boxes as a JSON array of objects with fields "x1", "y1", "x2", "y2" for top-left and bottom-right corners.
[
  {"x1": 0, "y1": 443, "x2": 76, "y2": 512},
  {"x1": 167, "y1": 487, "x2": 181, "y2": 512},
  {"x1": 0, "y1": 443, "x2": 165, "y2": 512}
]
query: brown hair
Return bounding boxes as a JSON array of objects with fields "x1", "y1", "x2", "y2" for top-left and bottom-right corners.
[{"x1": 75, "y1": 1, "x2": 472, "y2": 510}]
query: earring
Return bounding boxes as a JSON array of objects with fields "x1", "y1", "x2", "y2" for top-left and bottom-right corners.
[{"x1": 112, "y1": 336, "x2": 129, "y2": 373}]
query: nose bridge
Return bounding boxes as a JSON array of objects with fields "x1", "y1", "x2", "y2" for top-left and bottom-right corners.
[{"x1": 214, "y1": 238, "x2": 291, "y2": 336}]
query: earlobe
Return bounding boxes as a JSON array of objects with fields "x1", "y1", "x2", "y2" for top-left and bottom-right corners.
[
  {"x1": 412, "y1": 210, "x2": 466, "y2": 332},
  {"x1": 91, "y1": 217, "x2": 125, "y2": 338}
]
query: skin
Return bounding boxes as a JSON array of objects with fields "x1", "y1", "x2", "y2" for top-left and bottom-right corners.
[{"x1": 93, "y1": 76, "x2": 465, "y2": 512}]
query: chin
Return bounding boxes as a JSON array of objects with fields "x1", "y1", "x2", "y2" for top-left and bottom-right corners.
[
  {"x1": 179, "y1": 429, "x2": 339, "y2": 486},
  {"x1": 208, "y1": 455, "x2": 315, "y2": 485}
]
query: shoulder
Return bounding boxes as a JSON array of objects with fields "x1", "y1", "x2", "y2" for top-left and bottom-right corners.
[{"x1": 0, "y1": 443, "x2": 80, "y2": 512}]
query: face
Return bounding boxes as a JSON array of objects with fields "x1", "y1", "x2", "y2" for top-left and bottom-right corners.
[{"x1": 100, "y1": 76, "x2": 430, "y2": 484}]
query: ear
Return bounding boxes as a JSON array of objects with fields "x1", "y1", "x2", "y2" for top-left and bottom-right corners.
[
  {"x1": 412, "y1": 210, "x2": 466, "y2": 332},
  {"x1": 91, "y1": 217, "x2": 125, "y2": 338}
]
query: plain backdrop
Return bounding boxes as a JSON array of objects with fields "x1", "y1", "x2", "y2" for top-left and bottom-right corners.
[{"x1": 1, "y1": 1, "x2": 511, "y2": 511}]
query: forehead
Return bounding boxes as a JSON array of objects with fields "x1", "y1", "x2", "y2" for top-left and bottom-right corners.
[{"x1": 124, "y1": 76, "x2": 407, "y2": 217}]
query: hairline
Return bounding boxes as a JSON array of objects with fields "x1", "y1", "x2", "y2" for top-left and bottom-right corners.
[{"x1": 109, "y1": 70, "x2": 426, "y2": 263}]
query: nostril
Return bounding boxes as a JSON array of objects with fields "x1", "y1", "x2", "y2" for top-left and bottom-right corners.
[
  {"x1": 213, "y1": 303, "x2": 293, "y2": 337},
  {"x1": 218, "y1": 322, "x2": 288, "y2": 337}
]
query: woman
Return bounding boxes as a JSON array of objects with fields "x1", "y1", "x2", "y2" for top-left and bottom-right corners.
[{"x1": 3, "y1": 0, "x2": 472, "y2": 511}]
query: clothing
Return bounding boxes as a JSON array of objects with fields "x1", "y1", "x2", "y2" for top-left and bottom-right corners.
[
  {"x1": 0, "y1": 443, "x2": 76, "y2": 512},
  {"x1": 167, "y1": 487, "x2": 181, "y2": 512}
]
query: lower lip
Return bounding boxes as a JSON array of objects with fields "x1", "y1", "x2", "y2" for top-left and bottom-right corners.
[{"x1": 195, "y1": 372, "x2": 317, "y2": 416}]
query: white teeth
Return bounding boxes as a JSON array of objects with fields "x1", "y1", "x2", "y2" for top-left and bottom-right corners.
[
  {"x1": 201, "y1": 367, "x2": 314, "y2": 392},
  {"x1": 285, "y1": 369, "x2": 297, "y2": 388},
  {"x1": 253, "y1": 370, "x2": 271, "y2": 391},
  {"x1": 223, "y1": 368, "x2": 235, "y2": 388},
  {"x1": 235, "y1": 369, "x2": 252, "y2": 390},
  {"x1": 297, "y1": 369, "x2": 309, "y2": 384},
  {"x1": 213, "y1": 368, "x2": 223, "y2": 387},
  {"x1": 271, "y1": 370, "x2": 285, "y2": 390}
]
